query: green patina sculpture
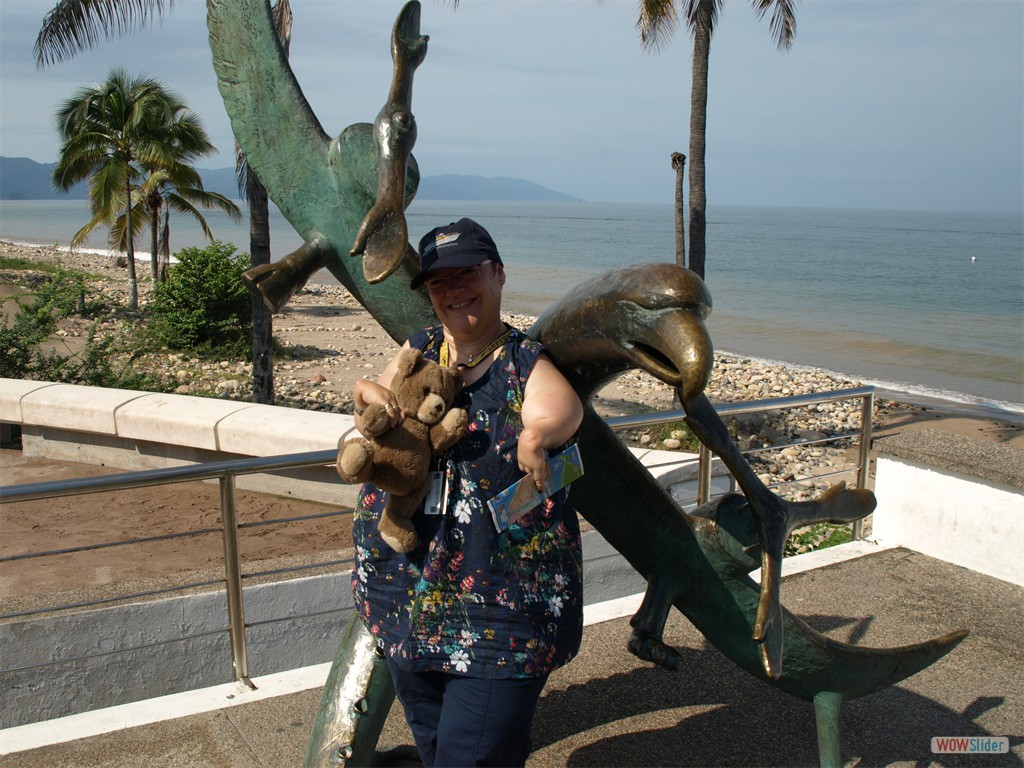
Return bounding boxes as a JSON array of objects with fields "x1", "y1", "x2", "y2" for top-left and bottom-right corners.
[
  {"x1": 208, "y1": 0, "x2": 432, "y2": 332},
  {"x1": 206, "y1": 3, "x2": 966, "y2": 766}
]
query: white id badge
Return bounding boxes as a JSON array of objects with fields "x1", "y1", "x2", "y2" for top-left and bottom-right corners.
[{"x1": 424, "y1": 470, "x2": 446, "y2": 516}]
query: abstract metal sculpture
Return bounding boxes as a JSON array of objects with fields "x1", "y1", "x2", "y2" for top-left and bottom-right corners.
[{"x1": 206, "y1": 3, "x2": 966, "y2": 765}]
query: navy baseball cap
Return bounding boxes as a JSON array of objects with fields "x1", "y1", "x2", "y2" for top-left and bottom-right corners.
[{"x1": 411, "y1": 218, "x2": 502, "y2": 289}]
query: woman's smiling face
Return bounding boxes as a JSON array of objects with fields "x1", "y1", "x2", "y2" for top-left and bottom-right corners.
[{"x1": 426, "y1": 261, "x2": 505, "y2": 338}]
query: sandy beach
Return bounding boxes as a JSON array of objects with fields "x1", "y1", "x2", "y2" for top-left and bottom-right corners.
[{"x1": 1, "y1": 240, "x2": 1021, "y2": 602}]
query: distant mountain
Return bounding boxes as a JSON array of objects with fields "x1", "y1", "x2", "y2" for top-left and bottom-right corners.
[
  {"x1": 0, "y1": 157, "x2": 89, "y2": 200},
  {"x1": 0, "y1": 158, "x2": 580, "y2": 203},
  {"x1": 0, "y1": 158, "x2": 240, "y2": 201},
  {"x1": 416, "y1": 174, "x2": 581, "y2": 202}
]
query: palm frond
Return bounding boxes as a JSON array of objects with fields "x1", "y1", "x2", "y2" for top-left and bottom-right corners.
[
  {"x1": 752, "y1": 0, "x2": 797, "y2": 49},
  {"x1": 35, "y1": 0, "x2": 176, "y2": 68},
  {"x1": 70, "y1": 210, "x2": 110, "y2": 249},
  {"x1": 137, "y1": 168, "x2": 172, "y2": 197},
  {"x1": 637, "y1": 0, "x2": 678, "y2": 52},
  {"x1": 108, "y1": 198, "x2": 150, "y2": 251},
  {"x1": 166, "y1": 195, "x2": 215, "y2": 240},
  {"x1": 88, "y1": 159, "x2": 136, "y2": 216},
  {"x1": 235, "y1": 151, "x2": 251, "y2": 200},
  {"x1": 168, "y1": 187, "x2": 242, "y2": 221},
  {"x1": 271, "y1": 0, "x2": 293, "y2": 56}
]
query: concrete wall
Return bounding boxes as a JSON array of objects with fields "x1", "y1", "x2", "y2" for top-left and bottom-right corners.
[
  {"x1": 1, "y1": 378, "x2": 363, "y2": 506},
  {"x1": 872, "y1": 429, "x2": 1024, "y2": 587},
  {"x1": 0, "y1": 530, "x2": 645, "y2": 728},
  {"x1": 1, "y1": 379, "x2": 677, "y2": 728}
]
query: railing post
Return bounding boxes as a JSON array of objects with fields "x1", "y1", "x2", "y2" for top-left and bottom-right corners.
[
  {"x1": 851, "y1": 390, "x2": 875, "y2": 541},
  {"x1": 697, "y1": 444, "x2": 713, "y2": 505},
  {"x1": 220, "y1": 473, "x2": 255, "y2": 689}
]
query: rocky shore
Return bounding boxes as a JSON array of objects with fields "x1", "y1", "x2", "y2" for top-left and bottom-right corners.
[{"x1": 3, "y1": 239, "x2": 1020, "y2": 506}]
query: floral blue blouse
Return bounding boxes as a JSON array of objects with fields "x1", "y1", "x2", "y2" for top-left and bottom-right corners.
[{"x1": 351, "y1": 325, "x2": 583, "y2": 679}]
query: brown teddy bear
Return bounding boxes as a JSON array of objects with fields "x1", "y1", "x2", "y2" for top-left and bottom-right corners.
[{"x1": 337, "y1": 347, "x2": 468, "y2": 552}]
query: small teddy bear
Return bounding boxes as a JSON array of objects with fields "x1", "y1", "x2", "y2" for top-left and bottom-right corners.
[{"x1": 337, "y1": 347, "x2": 468, "y2": 552}]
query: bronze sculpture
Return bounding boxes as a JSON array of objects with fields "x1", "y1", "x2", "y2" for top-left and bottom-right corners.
[
  {"x1": 211, "y1": 0, "x2": 432, "y2": 328},
  {"x1": 205, "y1": 2, "x2": 966, "y2": 765}
]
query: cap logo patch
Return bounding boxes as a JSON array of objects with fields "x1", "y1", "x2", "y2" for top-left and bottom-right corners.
[{"x1": 435, "y1": 232, "x2": 461, "y2": 248}]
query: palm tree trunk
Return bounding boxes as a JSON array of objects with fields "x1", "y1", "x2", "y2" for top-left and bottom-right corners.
[
  {"x1": 672, "y1": 152, "x2": 686, "y2": 268},
  {"x1": 245, "y1": 0, "x2": 290, "y2": 405},
  {"x1": 158, "y1": 211, "x2": 170, "y2": 283},
  {"x1": 248, "y1": 172, "x2": 274, "y2": 405},
  {"x1": 150, "y1": 206, "x2": 160, "y2": 284},
  {"x1": 124, "y1": 176, "x2": 139, "y2": 309},
  {"x1": 688, "y1": 6, "x2": 711, "y2": 282}
]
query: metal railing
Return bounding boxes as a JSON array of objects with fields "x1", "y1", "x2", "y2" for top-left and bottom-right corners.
[
  {"x1": 606, "y1": 386, "x2": 875, "y2": 531},
  {"x1": 1, "y1": 449, "x2": 341, "y2": 688},
  {"x1": 0, "y1": 386, "x2": 874, "y2": 689}
]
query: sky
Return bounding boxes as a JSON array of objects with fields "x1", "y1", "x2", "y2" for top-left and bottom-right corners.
[{"x1": 0, "y1": 0, "x2": 1021, "y2": 213}]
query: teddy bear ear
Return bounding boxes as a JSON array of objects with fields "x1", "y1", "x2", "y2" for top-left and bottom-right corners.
[
  {"x1": 397, "y1": 347, "x2": 422, "y2": 377},
  {"x1": 447, "y1": 366, "x2": 464, "y2": 389}
]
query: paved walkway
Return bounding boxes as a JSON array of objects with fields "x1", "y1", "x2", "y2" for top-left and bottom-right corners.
[{"x1": 2, "y1": 546, "x2": 1021, "y2": 767}]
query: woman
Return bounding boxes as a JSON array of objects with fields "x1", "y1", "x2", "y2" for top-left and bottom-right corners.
[{"x1": 351, "y1": 218, "x2": 584, "y2": 767}]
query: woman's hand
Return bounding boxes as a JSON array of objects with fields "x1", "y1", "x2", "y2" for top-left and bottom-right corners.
[
  {"x1": 353, "y1": 379, "x2": 402, "y2": 437},
  {"x1": 352, "y1": 341, "x2": 411, "y2": 437},
  {"x1": 517, "y1": 427, "x2": 551, "y2": 491},
  {"x1": 517, "y1": 354, "x2": 584, "y2": 491}
]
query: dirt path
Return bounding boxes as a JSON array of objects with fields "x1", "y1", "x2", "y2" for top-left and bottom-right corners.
[{"x1": 0, "y1": 451, "x2": 353, "y2": 610}]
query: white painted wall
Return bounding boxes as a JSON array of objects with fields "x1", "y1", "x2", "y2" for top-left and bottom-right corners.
[{"x1": 873, "y1": 456, "x2": 1024, "y2": 587}]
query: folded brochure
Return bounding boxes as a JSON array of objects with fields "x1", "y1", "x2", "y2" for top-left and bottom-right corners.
[{"x1": 487, "y1": 443, "x2": 584, "y2": 532}]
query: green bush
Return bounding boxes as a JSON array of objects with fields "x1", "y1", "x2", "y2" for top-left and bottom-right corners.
[
  {"x1": 785, "y1": 522, "x2": 852, "y2": 557},
  {"x1": 146, "y1": 241, "x2": 252, "y2": 357},
  {"x1": 26, "y1": 327, "x2": 161, "y2": 390},
  {"x1": 0, "y1": 311, "x2": 45, "y2": 378},
  {"x1": 0, "y1": 268, "x2": 160, "y2": 389},
  {"x1": 28, "y1": 267, "x2": 107, "y2": 320},
  {"x1": 1, "y1": 268, "x2": 86, "y2": 378}
]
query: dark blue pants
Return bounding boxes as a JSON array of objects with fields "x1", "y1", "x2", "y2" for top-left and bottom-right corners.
[{"x1": 387, "y1": 661, "x2": 549, "y2": 767}]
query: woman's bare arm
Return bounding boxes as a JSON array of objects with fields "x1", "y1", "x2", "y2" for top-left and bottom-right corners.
[{"x1": 518, "y1": 354, "x2": 584, "y2": 490}]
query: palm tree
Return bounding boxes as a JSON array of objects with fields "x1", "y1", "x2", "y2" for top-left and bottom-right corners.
[
  {"x1": 62, "y1": 91, "x2": 241, "y2": 285},
  {"x1": 671, "y1": 151, "x2": 686, "y2": 267},
  {"x1": 52, "y1": 68, "x2": 185, "y2": 309},
  {"x1": 36, "y1": 0, "x2": 289, "y2": 404},
  {"x1": 142, "y1": 102, "x2": 241, "y2": 282},
  {"x1": 638, "y1": 0, "x2": 796, "y2": 280}
]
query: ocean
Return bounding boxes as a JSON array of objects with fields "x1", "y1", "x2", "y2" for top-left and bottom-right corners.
[{"x1": 2, "y1": 198, "x2": 1021, "y2": 418}]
